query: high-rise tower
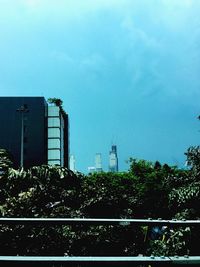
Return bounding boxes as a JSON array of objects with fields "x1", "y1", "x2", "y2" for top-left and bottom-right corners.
[
  {"x1": 95, "y1": 153, "x2": 103, "y2": 172},
  {"x1": 109, "y1": 145, "x2": 118, "y2": 172},
  {"x1": 69, "y1": 154, "x2": 76, "y2": 172}
]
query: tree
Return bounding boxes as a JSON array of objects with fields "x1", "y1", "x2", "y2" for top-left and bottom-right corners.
[
  {"x1": 47, "y1": 98, "x2": 63, "y2": 107},
  {"x1": 149, "y1": 145, "x2": 200, "y2": 256},
  {"x1": 128, "y1": 158, "x2": 174, "y2": 218},
  {"x1": 0, "y1": 150, "x2": 198, "y2": 256},
  {"x1": 79, "y1": 171, "x2": 138, "y2": 218},
  {"x1": 0, "y1": 148, "x2": 13, "y2": 170},
  {"x1": 0, "y1": 164, "x2": 82, "y2": 255}
]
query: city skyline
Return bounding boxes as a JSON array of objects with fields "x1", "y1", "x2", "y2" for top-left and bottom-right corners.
[
  {"x1": 85, "y1": 145, "x2": 118, "y2": 173},
  {"x1": 0, "y1": 1, "x2": 200, "y2": 172}
]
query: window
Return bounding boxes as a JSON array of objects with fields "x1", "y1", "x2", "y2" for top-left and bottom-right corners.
[
  {"x1": 48, "y1": 118, "x2": 60, "y2": 127},
  {"x1": 48, "y1": 149, "x2": 60, "y2": 160},
  {"x1": 48, "y1": 106, "x2": 60, "y2": 116},
  {"x1": 48, "y1": 128, "x2": 60, "y2": 138},
  {"x1": 48, "y1": 139, "x2": 60, "y2": 149}
]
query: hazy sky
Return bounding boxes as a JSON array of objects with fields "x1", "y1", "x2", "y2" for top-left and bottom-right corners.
[{"x1": 0, "y1": 0, "x2": 200, "y2": 172}]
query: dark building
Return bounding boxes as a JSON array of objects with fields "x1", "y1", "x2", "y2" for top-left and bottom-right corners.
[{"x1": 0, "y1": 97, "x2": 69, "y2": 169}]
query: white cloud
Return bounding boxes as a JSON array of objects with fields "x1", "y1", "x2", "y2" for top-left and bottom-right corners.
[
  {"x1": 11, "y1": 0, "x2": 132, "y2": 18},
  {"x1": 162, "y1": 0, "x2": 194, "y2": 8},
  {"x1": 22, "y1": 0, "x2": 41, "y2": 8},
  {"x1": 121, "y1": 16, "x2": 161, "y2": 49}
]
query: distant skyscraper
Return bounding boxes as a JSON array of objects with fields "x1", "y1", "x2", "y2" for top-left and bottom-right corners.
[
  {"x1": 109, "y1": 145, "x2": 118, "y2": 172},
  {"x1": 88, "y1": 166, "x2": 96, "y2": 174},
  {"x1": 69, "y1": 154, "x2": 76, "y2": 172},
  {"x1": 88, "y1": 153, "x2": 103, "y2": 174},
  {"x1": 95, "y1": 153, "x2": 103, "y2": 172}
]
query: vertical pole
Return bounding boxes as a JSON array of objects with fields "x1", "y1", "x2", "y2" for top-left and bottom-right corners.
[
  {"x1": 20, "y1": 111, "x2": 24, "y2": 168},
  {"x1": 17, "y1": 105, "x2": 28, "y2": 168}
]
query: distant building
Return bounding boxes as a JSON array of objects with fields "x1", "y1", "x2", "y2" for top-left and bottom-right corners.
[
  {"x1": 0, "y1": 97, "x2": 69, "y2": 168},
  {"x1": 69, "y1": 154, "x2": 76, "y2": 172},
  {"x1": 109, "y1": 145, "x2": 118, "y2": 172},
  {"x1": 87, "y1": 153, "x2": 103, "y2": 173},
  {"x1": 88, "y1": 166, "x2": 96, "y2": 174},
  {"x1": 95, "y1": 153, "x2": 103, "y2": 172}
]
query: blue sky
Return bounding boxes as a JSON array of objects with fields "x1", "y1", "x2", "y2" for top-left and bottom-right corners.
[{"x1": 0, "y1": 0, "x2": 200, "y2": 172}]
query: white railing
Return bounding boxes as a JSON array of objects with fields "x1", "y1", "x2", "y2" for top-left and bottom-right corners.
[{"x1": 0, "y1": 217, "x2": 200, "y2": 265}]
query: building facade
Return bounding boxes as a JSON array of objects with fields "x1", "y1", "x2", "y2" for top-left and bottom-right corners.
[
  {"x1": 0, "y1": 97, "x2": 69, "y2": 168},
  {"x1": 69, "y1": 154, "x2": 76, "y2": 172},
  {"x1": 95, "y1": 153, "x2": 103, "y2": 172},
  {"x1": 109, "y1": 145, "x2": 118, "y2": 172},
  {"x1": 47, "y1": 105, "x2": 69, "y2": 167}
]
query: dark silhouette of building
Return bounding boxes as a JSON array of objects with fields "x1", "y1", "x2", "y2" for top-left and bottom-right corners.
[{"x1": 0, "y1": 97, "x2": 69, "y2": 168}]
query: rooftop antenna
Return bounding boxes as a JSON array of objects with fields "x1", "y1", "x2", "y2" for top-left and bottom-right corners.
[{"x1": 16, "y1": 104, "x2": 29, "y2": 168}]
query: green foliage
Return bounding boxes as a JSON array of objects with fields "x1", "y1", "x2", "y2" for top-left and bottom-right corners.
[
  {"x1": 185, "y1": 146, "x2": 200, "y2": 180},
  {"x1": 149, "y1": 227, "x2": 191, "y2": 256},
  {"x1": 0, "y1": 149, "x2": 13, "y2": 170},
  {"x1": 0, "y1": 162, "x2": 83, "y2": 256},
  {"x1": 169, "y1": 182, "x2": 200, "y2": 207},
  {"x1": 0, "y1": 165, "x2": 81, "y2": 218},
  {"x1": 166, "y1": 146, "x2": 200, "y2": 217},
  {"x1": 47, "y1": 97, "x2": 67, "y2": 116},
  {"x1": 47, "y1": 98, "x2": 63, "y2": 107},
  {"x1": 0, "y1": 147, "x2": 200, "y2": 257},
  {"x1": 128, "y1": 159, "x2": 178, "y2": 218},
  {"x1": 149, "y1": 145, "x2": 200, "y2": 256},
  {"x1": 79, "y1": 171, "x2": 137, "y2": 218}
]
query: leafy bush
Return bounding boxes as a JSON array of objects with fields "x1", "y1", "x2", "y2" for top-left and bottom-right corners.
[{"x1": 0, "y1": 147, "x2": 200, "y2": 256}]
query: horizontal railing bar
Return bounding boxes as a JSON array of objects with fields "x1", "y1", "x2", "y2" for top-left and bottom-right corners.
[
  {"x1": 1, "y1": 219, "x2": 200, "y2": 265},
  {"x1": 171, "y1": 256, "x2": 200, "y2": 265},
  {"x1": 0, "y1": 218, "x2": 200, "y2": 226},
  {"x1": 0, "y1": 256, "x2": 200, "y2": 264},
  {"x1": 0, "y1": 256, "x2": 172, "y2": 262}
]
